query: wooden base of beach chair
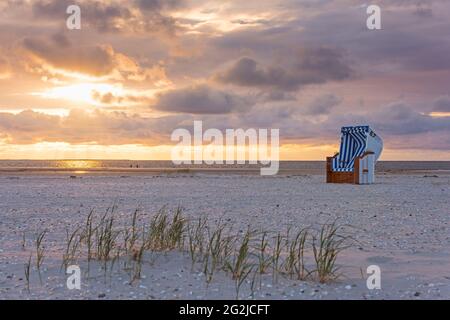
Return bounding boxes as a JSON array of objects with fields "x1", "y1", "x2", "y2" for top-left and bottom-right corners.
[{"x1": 326, "y1": 152, "x2": 375, "y2": 184}]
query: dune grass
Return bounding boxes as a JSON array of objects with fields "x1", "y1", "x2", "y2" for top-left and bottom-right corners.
[
  {"x1": 62, "y1": 227, "x2": 81, "y2": 271},
  {"x1": 283, "y1": 228, "x2": 309, "y2": 280},
  {"x1": 24, "y1": 253, "x2": 32, "y2": 293},
  {"x1": 22, "y1": 205, "x2": 352, "y2": 298},
  {"x1": 312, "y1": 222, "x2": 350, "y2": 283},
  {"x1": 34, "y1": 229, "x2": 47, "y2": 284}
]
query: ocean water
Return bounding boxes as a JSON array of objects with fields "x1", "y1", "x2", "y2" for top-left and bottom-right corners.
[{"x1": 0, "y1": 160, "x2": 449, "y2": 172}]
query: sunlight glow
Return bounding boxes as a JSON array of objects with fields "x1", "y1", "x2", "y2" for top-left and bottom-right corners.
[
  {"x1": 36, "y1": 83, "x2": 124, "y2": 106},
  {"x1": 429, "y1": 112, "x2": 450, "y2": 117},
  {"x1": 58, "y1": 160, "x2": 102, "y2": 169}
]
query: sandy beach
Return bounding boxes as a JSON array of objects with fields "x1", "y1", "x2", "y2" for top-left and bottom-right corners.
[
  {"x1": 2, "y1": 0, "x2": 450, "y2": 308},
  {"x1": 1, "y1": 169, "x2": 449, "y2": 300}
]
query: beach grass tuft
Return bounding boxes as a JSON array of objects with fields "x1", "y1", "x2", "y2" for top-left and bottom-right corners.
[
  {"x1": 283, "y1": 228, "x2": 310, "y2": 280},
  {"x1": 312, "y1": 222, "x2": 350, "y2": 283},
  {"x1": 35, "y1": 229, "x2": 47, "y2": 283},
  {"x1": 52, "y1": 205, "x2": 352, "y2": 297},
  {"x1": 24, "y1": 254, "x2": 32, "y2": 293}
]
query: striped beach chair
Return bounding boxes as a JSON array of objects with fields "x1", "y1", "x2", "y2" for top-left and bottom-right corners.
[{"x1": 326, "y1": 125, "x2": 383, "y2": 184}]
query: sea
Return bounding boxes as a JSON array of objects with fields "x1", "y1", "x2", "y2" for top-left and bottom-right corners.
[{"x1": 0, "y1": 160, "x2": 449, "y2": 173}]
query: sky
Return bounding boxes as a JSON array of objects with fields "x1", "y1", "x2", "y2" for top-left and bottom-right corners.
[{"x1": 0, "y1": 0, "x2": 449, "y2": 160}]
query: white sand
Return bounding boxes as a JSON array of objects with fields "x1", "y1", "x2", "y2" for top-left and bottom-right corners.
[{"x1": 0, "y1": 172, "x2": 449, "y2": 299}]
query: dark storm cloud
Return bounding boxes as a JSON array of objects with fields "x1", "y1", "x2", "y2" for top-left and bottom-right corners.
[
  {"x1": 215, "y1": 48, "x2": 353, "y2": 91},
  {"x1": 153, "y1": 85, "x2": 252, "y2": 114}
]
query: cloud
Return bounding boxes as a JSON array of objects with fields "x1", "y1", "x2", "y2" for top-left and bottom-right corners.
[
  {"x1": 0, "y1": 57, "x2": 12, "y2": 79},
  {"x1": 215, "y1": 48, "x2": 353, "y2": 91},
  {"x1": 259, "y1": 90, "x2": 297, "y2": 102},
  {"x1": 229, "y1": 98, "x2": 450, "y2": 149},
  {"x1": 23, "y1": 37, "x2": 117, "y2": 77},
  {"x1": 31, "y1": 0, "x2": 180, "y2": 36},
  {"x1": 136, "y1": 0, "x2": 184, "y2": 11},
  {"x1": 432, "y1": 96, "x2": 450, "y2": 112},
  {"x1": 22, "y1": 36, "x2": 168, "y2": 82},
  {"x1": 313, "y1": 101, "x2": 448, "y2": 136},
  {"x1": 303, "y1": 94, "x2": 342, "y2": 115},
  {"x1": 1, "y1": 99, "x2": 450, "y2": 151},
  {"x1": 32, "y1": 0, "x2": 131, "y2": 33},
  {"x1": 366, "y1": 102, "x2": 450, "y2": 150},
  {"x1": 300, "y1": 2, "x2": 450, "y2": 73},
  {"x1": 91, "y1": 90, "x2": 154, "y2": 106},
  {"x1": 413, "y1": 6, "x2": 433, "y2": 18},
  {"x1": 0, "y1": 109, "x2": 185, "y2": 145},
  {"x1": 153, "y1": 85, "x2": 251, "y2": 114},
  {"x1": 230, "y1": 18, "x2": 270, "y2": 26},
  {"x1": 369, "y1": 103, "x2": 450, "y2": 135},
  {"x1": 215, "y1": 57, "x2": 297, "y2": 90}
]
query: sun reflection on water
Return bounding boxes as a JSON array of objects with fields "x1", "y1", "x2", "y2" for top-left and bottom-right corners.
[{"x1": 56, "y1": 160, "x2": 102, "y2": 169}]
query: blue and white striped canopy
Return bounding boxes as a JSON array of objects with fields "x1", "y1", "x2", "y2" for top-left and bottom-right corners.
[{"x1": 332, "y1": 126, "x2": 370, "y2": 172}]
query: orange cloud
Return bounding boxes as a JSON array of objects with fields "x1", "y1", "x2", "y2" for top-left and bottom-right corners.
[
  {"x1": 22, "y1": 36, "x2": 170, "y2": 84},
  {"x1": 0, "y1": 109, "x2": 184, "y2": 145}
]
